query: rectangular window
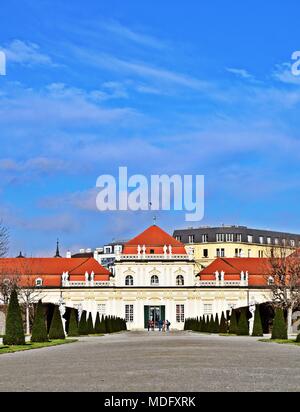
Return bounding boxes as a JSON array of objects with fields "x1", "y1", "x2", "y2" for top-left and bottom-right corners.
[
  {"x1": 203, "y1": 304, "x2": 213, "y2": 315},
  {"x1": 274, "y1": 238, "x2": 279, "y2": 245},
  {"x1": 259, "y1": 236, "x2": 264, "y2": 244},
  {"x1": 248, "y1": 249, "x2": 251, "y2": 257},
  {"x1": 236, "y1": 234, "x2": 242, "y2": 242},
  {"x1": 188, "y1": 235, "x2": 195, "y2": 244},
  {"x1": 202, "y1": 234, "x2": 208, "y2": 243},
  {"x1": 247, "y1": 235, "x2": 253, "y2": 243},
  {"x1": 176, "y1": 304, "x2": 185, "y2": 323},
  {"x1": 282, "y1": 238, "x2": 286, "y2": 246},
  {"x1": 98, "y1": 304, "x2": 106, "y2": 316},
  {"x1": 175, "y1": 236, "x2": 181, "y2": 242},
  {"x1": 267, "y1": 237, "x2": 272, "y2": 245},
  {"x1": 125, "y1": 304, "x2": 134, "y2": 322},
  {"x1": 216, "y1": 233, "x2": 225, "y2": 242},
  {"x1": 290, "y1": 239, "x2": 295, "y2": 247},
  {"x1": 216, "y1": 248, "x2": 225, "y2": 257},
  {"x1": 203, "y1": 249, "x2": 208, "y2": 258},
  {"x1": 226, "y1": 234, "x2": 234, "y2": 242}
]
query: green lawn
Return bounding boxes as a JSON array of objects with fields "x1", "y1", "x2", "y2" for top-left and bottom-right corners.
[
  {"x1": 259, "y1": 338, "x2": 300, "y2": 346},
  {"x1": 0, "y1": 339, "x2": 77, "y2": 354}
]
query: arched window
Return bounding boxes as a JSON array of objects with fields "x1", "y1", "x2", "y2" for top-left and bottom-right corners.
[
  {"x1": 125, "y1": 275, "x2": 134, "y2": 286},
  {"x1": 151, "y1": 275, "x2": 159, "y2": 285},
  {"x1": 176, "y1": 275, "x2": 184, "y2": 286},
  {"x1": 35, "y1": 278, "x2": 43, "y2": 287}
]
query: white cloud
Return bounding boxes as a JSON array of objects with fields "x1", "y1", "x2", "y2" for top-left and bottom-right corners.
[
  {"x1": 226, "y1": 67, "x2": 254, "y2": 80},
  {"x1": 272, "y1": 63, "x2": 300, "y2": 85},
  {"x1": 2, "y1": 39, "x2": 55, "y2": 67},
  {"x1": 102, "y1": 21, "x2": 166, "y2": 50},
  {"x1": 70, "y1": 46, "x2": 211, "y2": 91},
  {"x1": 0, "y1": 82, "x2": 140, "y2": 126}
]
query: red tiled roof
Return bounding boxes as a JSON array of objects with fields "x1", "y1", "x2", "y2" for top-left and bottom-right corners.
[
  {"x1": 199, "y1": 258, "x2": 271, "y2": 286},
  {"x1": 0, "y1": 258, "x2": 111, "y2": 287},
  {"x1": 123, "y1": 225, "x2": 187, "y2": 255}
]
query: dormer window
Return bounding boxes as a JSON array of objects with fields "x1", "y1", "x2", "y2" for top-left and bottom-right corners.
[
  {"x1": 151, "y1": 275, "x2": 159, "y2": 285},
  {"x1": 125, "y1": 275, "x2": 134, "y2": 286},
  {"x1": 35, "y1": 278, "x2": 43, "y2": 287}
]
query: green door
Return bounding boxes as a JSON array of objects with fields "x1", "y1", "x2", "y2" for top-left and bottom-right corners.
[
  {"x1": 144, "y1": 306, "x2": 150, "y2": 328},
  {"x1": 144, "y1": 305, "x2": 166, "y2": 328},
  {"x1": 160, "y1": 306, "x2": 165, "y2": 322}
]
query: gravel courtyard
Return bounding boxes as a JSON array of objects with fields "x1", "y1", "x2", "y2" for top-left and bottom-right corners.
[{"x1": 0, "y1": 331, "x2": 299, "y2": 392}]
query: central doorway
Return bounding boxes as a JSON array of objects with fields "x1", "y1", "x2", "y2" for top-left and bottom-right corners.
[{"x1": 144, "y1": 305, "x2": 165, "y2": 329}]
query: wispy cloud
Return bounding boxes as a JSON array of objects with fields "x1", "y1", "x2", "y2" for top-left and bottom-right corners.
[
  {"x1": 70, "y1": 46, "x2": 211, "y2": 91},
  {"x1": 1, "y1": 39, "x2": 55, "y2": 67},
  {"x1": 0, "y1": 82, "x2": 140, "y2": 126},
  {"x1": 102, "y1": 20, "x2": 166, "y2": 50},
  {"x1": 226, "y1": 67, "x2": 254, "y2": 80},
  {"x1": 272, "y1": 62, "x2": 300, "y2": 85}
]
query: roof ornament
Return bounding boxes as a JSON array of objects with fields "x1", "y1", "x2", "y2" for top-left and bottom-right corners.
[
  {"x1": 54, "y1": 239, "x2": 62, "y2": 258},
  {"x1": 153, "y1": 215, "x2": 157, "y2": 225},
  {"x1": 16, "y1": 251, "x2": 25, "y2": 258}
]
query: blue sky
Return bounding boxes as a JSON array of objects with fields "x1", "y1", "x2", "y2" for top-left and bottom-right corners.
[{"x1": 1, "y1": 0, "x2": 300, "y2": 256}]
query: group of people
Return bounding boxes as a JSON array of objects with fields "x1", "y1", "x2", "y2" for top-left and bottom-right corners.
[{"x1": 147, "y1": 319, "x2": 171, "y2": 332}]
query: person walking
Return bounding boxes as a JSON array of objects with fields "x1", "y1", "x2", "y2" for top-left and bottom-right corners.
[
  {"x1": 147, "y1": 320, "x2": 151, "y2": 332},
  {"x1": 158, "y1": 319, "x2": 163, "y2": 332},
  {"x1": 166, "y1": 320, "x2": 171, "y2": 332}
]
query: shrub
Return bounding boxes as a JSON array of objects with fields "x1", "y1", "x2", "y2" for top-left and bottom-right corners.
[
  {"x1": 252, "y1": 306, "x2": 263, "y2": 337},
  {"x1": 31, "y1": 300, "x2": 48, "y2": 342},
  {"x1": 94, "y1": 312, "x2": 102, "y2": 334},
  {"x1": 229, "y1": 309, "x2": 238, "y2": 334},
  {"x1": 68, "y1": 308, "x2": 79, "y2": 337},
  {"x1": 237, "y1": 309, "x2": 249, "y2": 336},
  {"x1": 49, "y1": 306, "x2": 65, "y2": 340},
  {"x1": 87, "y1": 313, "x2": 94, "y2": 334},
  {"x1": 271, "y1": 308, "x2": 287, "y2": 340},
  {"x1": 213, "y1": 314, "x2": 220, "y2": 333},
  {"x1": 3, "y1": 289, "x2": 25, "y2": 345},
  {"x1": 78, "y1": 311, "x2": 89, "y2": 335},
  {"x1": 100, "y1": 315, "x2": 107, "y2": 333},
  {"x1": 219, "y1": 312, "x2": 227, "y2": 333}
]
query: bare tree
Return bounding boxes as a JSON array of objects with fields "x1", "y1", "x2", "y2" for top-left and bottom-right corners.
[
  {"x1": 0, "y1": 259, "x2": 43, "y2": 334},
  {"x1": 0, "y1": 220, "x2": 9, "y2": 258},
  {"x1": 266, "y1": 247, "x2": 300, "y2": 334},
  {"x1": 17, "y1": 262, "x2": 44, "y2": 335}
]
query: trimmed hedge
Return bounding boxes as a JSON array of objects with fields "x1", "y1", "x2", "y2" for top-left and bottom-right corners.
[
  {"x1": 31, "y1": 300, "x2": 48, "y2": 342},
  {"x1": 3, "y1": 289, "x2": 25, "y2": 346},
  {"x1": 271, "y1": 308, "x2": 287, "y2": 340},
  {"x1": 229, "y1": 309, "x2": 238, "y2": 334},
  {"x1": 78, "y1": 311, "x2": 89, "y2": 335},
  {"x1": 49, "y1": 306, "x2": 65, "y2": 340},
  {"x1": 252, "y1": 306, "x2": 263, "y2": 337},
  {"x1": 87, "y1": 313, "x2": 95, "y2": 334},
  {"x1": 237, "y1": 309, "x2": 249, "y2": 336},
  {"x1": 219, "y1": 312, "x2": 227, "y2": 333},
  {"x1": 68, "y1": 308, "x2": 79, "y2": 337}
]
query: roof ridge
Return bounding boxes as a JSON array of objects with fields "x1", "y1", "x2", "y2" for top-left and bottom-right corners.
[{"x1": 68, "y1": 257, "x2": 94, "y2": 274}]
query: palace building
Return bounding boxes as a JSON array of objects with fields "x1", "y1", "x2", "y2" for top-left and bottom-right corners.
[
  {"x1": 173, "y1": 225, "x2": 300, "y2": 269},
  {"x1": 0, "y1": 224, "x2": 299, "y2": 333}
]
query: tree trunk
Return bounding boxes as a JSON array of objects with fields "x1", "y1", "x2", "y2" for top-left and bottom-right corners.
[
  {"x1": 26, "y1": 305, "x2": 30, "y2": 335},
  {"x1": 287, "y1": 307, "x2": 293, "y2": 336}
]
